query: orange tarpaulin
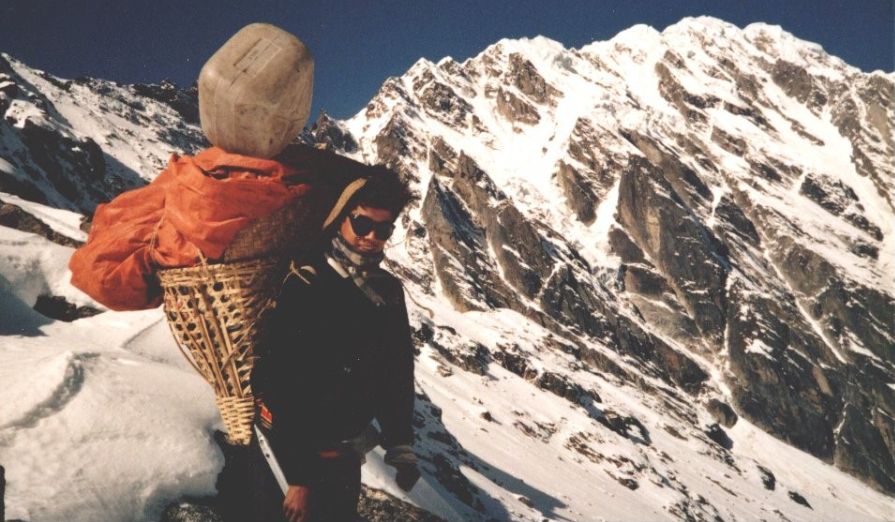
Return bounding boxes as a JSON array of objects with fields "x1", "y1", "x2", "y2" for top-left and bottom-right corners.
[{"x1": 69, "y1": 147, "x2": 311, "y2": 311}]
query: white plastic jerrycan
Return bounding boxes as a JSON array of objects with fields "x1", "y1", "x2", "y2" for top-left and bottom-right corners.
[{"x1": 198, "y1": 23, "x2": 314, "y2": 158}]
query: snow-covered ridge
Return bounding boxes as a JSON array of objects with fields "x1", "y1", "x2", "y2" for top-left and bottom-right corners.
[{"x1": 0, "y1": 52, "x2": 205, "y2": 213}]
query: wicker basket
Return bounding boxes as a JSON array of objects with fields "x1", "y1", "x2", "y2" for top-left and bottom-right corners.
[
  {"x1": 222, "y1": 202, "x2": 313, "y2": 262},
  {"x1": 156, "y1": 181, "x2": 356, "y2": 445},
  {"x1": 158, "y1": 257, "x2": 281, "y2": 445},
  {"x1": 156, "y1": 199, "x2": 317, "y2": 445}
]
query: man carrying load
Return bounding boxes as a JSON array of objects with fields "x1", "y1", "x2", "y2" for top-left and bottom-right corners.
[
  {"x1": 68, "y1": 22, "x2": 422, "y2": 522},
  {"x1": 250, "y1": 169, "x2": 421, "y2": 521}
]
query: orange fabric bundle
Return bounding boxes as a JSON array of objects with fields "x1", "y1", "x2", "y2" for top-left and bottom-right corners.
[{"x1": 69, "y1": 147, "x2": 311, "y2": 311}]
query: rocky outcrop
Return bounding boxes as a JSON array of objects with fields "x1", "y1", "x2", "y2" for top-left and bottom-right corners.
[
  {"x1": 421, "y1": 175, "x2": 512, "y2": 312},
  {"x1": 705, "y1": 398, "x2": 738, "y2": 428},
  {"x1": 616, "y1": 155, "x2": 729, "y2": 344},
  {"x1": 16, "y1": 118, "x2": 117, "y2": 212},
  {"x1": 495, "y1": 87, "x2": 540, "y2": 125},
  {"x1": 419, "y1": 78, "x2": 481, "y2": 131},
  {"x1": 423, "y1": 139, "x2": 711, "y2": 397},
  {"x1": 771, "y1": 60, "x2": 829, "y2": 111},
  {"x1": 33, "y1": 294, "x2": 102, "y2": 321},
  {"x1": 799, "y1": 173, "x2": 883, "y2": 241},
  {"x1": 306, "y1": 112, "x2": 358, "y2": 153},
  {"x1": 0, "y1": 200, "x2": 83, "y2": 247},
  {"x1": 358, "y1": 486, "x2": 448, "y2": 521},
  {"x1": 130, "y1": 79, "x2": 199, "y2": 125},
  {"x1": 555, "y1": 161, "x2": 596, "y2": 224},
  {"x1": 507, "y1": 53, "x2": 560, "y2": 104},
  {"x1": 726, "y1": 278, "x2": 839, "y2": 452}
]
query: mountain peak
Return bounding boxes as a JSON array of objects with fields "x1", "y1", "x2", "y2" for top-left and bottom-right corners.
[{"x1": 344, "y1": 16, "x2": 895, "y2": 507}]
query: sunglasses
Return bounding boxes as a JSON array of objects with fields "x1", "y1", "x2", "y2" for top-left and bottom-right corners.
[{"x1": 348, "y1": 214, "x2": 395, "y2": 240}]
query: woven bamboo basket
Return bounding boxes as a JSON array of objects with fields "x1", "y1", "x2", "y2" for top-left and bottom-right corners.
[
  {"x1": 157, "y1": 203, "x2": 311, "y2": 445},
  {"x1": 159, "y1": 257, "x2": 280, "y2": 445}
]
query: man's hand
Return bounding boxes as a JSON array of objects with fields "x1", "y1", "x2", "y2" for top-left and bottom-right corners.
[
  {"x1": 283, "y1": 484, "x2": 311, "y2": 522},
  {"x1": 384, "y1": 445, "x2": 421, "y2": 492}
]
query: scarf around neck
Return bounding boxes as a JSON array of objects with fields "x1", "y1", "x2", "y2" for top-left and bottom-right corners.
[
  {"x1": 330, "y1": 233, "x2": 385, "y2": 275},
  {"x1": 328, "y1": 234, "x2": 388, "y2": 306}
]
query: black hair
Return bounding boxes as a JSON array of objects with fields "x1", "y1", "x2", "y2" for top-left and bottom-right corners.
[
  {"x1": 319, "y1": 165, "x2": 415, "y2": 242},
  {"x1": 346, "y1": 165, "x2": 415, "y2": 218}
]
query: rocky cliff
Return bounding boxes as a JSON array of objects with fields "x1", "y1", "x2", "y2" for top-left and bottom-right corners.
[{"x1": 333, "y1": 17, "x2": 895, "y2": 496}]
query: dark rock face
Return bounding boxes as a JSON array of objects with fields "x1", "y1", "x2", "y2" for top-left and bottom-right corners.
[
  {"x1": 507, "y1": 53, "x2": 559, "y2": 104},
  {"x1": 375, "y1": 114, "x2": 412, "y2": 160},
  {"x1": 598, "y1": 410, "x2": 651, "y2": 445},
  {"x1": 656, "y1": 60, "x2": 717, "y2": 125},
  {"x1": 556, "y1": 161, "x2": 596, "y2": 224},
  {"x1": 726, "y1": 281, "x2": 839, "y2": 460},
  {"x1": 130, "y1": 80, "x2": 199, "y2": 125},
  {"x1": 705, "y1": 398, "x2": 738, "y2": 428},
  {"x1": 713, "y1": 195, "x2": 760, "y2": 246},
  {"x1": 423, "y1": 138, "x2": 712, "y2": 399},
  {"x1": 33, "y1": 294, "x2": 102, "y2": 321},
  {"x1": 419, "y1": 79, "x2": 479, "y2": 131},
  {"x1": 757, "y1": 465, "x2": 776, "y2": 490},
  {"x1": 703, "y1": 423, "x2": 733, "y2": 450},
  {"x1": 616, "y1": 156, "x2": 729, "y2": 344},
  {"x1": 16, "y1": 118, "x2": 115, "y2": 212},
  {"x1": 620, "y1": 262, "x2": 701, "y2": 348},
  {"x1": 770, "y1": 235, "x2": 895, "y2": 363},
  {"x1": 771, "y1": 60, "x2": 828, "y2": 110},
  {"x1": 834, "y1": 393, "x2": 895, "y2": 493},
  {"x1": 799, "y1": 173, "x2": 883, "y2": 240},
  {"x1": 421, "y1": 174, "x2": 512, "y2": 312},
  {"x1": 495, "y1": 87, "x2": 540, "y2": 125},
  {"x1": 0, "y1": 200, "x2": 83, "y2": 247},
  {"x1": 358, "y1": 485, "x2": 447, "y2": 521},
  {"x1": 539, "y1": 264, "x2": 610, "y2": 338},
  {"x1": 608, "y1": 227, "x2": 645, "y2": 263},
  {"x1": 307, "y1": 112, "x2": 358, "y2": 153},
  {"x1": 787, "y1": 490, "x2": 812, "y2": 509}
]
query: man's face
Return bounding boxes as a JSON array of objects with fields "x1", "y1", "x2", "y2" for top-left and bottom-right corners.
[{"x1": 339, "y1": 205, "x2": 395, "y2": 254}]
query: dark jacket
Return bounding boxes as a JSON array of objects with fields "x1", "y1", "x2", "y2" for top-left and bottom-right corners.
[{"x1": 250, "y1": 253, "x2": 415, "y2": 486}]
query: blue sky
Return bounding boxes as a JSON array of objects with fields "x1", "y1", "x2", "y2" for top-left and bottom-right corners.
[{"x1": 1, "y1": 0, "x2": 892, "y2": 119}]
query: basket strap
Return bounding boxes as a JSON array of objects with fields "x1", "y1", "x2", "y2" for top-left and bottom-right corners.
[{"x1": 284, "y1": 260, "x2": 318, "y2": 286}]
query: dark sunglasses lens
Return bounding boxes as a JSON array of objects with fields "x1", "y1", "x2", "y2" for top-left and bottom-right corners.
[
  {"x1": 350, "y1": 215, "x2": 394, "y2": 240},
  {"x1": 375, "y1": 222, "x2": 395, "y2": 240},
  {"x1": 350, "y1": 215, "x2": 374, "y2": 236}
]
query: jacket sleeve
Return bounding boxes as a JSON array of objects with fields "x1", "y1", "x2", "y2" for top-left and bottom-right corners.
[
  {"x1": 375, "y1": 283, "x2": 416, "y2": 449},
  {"x1": 252, "y1": 270, "x2": 324, "y2": 486}
]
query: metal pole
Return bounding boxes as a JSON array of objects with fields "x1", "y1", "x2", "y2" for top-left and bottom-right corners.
[
  {"x1": 254, "y1": 426, "x2": 288, "y2": 495},
  {"x1": 1, "y1": 464, "x2": 6, "y2": 522}
]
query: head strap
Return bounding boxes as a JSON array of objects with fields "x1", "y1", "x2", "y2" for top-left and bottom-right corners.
[{"x1": 322, "y1": 178, "x2": 368, "y2": 230}]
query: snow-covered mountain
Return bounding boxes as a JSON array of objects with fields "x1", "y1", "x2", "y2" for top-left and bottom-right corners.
[{"x1": 2, "y1": 15, "x2": 894, "y2": 522}]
